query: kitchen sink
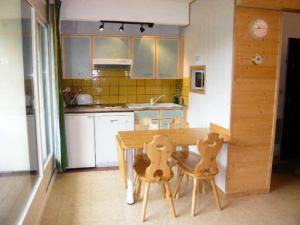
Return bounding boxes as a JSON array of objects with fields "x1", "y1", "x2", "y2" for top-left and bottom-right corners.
[{"x1": 126, "y1": 103, "x2": 183, "y2": 109}]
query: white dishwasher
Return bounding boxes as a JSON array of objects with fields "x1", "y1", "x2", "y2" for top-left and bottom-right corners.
[{"x1": 95, "y1": 112, "x2": 134, "y2": 167}]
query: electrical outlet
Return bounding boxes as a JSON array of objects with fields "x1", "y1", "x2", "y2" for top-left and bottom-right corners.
[{"x1": 194, "y1": 55, "x2": 201, "y2": 64}]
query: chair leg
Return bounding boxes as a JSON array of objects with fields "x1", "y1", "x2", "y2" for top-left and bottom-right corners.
[
  {"x1": 191, "y1": 178, "x2": 198, "y2": 216},
  {"x1": 201, "y1": 180, "x2": 206, "y2": 194},
  {"x1": 173, "y1": 172, "x2": 184, "y2": 199},
  {"x1": 135, "y1": 177, "x2": 142, "y2": 202},
  {"x1": 161, "y1": 183, "x2": 166, "y2": 198},
  {"x1": 210, "y1": 178, "x2": 222, "y2": 210},
  {"x1": 141, "y1": 182, "x2": 150, "y2": 222},
  {"x1": 164, "y1": 182, "x2": 176, "y2": 218}
]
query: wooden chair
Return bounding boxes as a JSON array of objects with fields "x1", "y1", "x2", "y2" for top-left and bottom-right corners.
[
  {"x1": 135, "y1": 118, "x2": 159, "y2": 158},
  {"x1": 134, "y1": 135, "x2": 177, "y2": 222},
  {"x1": 169, "y1": 117, "x2": 189, "y2": 129},
  {"x1": 136, "y1": 118, "x2": 159, "y2": 131},
  {"x1": 172, "y1": 132, "x2": 224, "y2": 216},
  {"x1": 169, "y1": 117, "x2": 190, "y2": 187}
]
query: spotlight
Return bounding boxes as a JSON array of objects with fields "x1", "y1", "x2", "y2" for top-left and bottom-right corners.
[
  {"x1": 119, "y1": 23, "x2": 124, "y2": 32},
  {"x1": 140, "y1": 24, "x2": 145, "y2": 33},
  {"x1": 99, "y1": 22, "x2": 104, "y2": 31}
]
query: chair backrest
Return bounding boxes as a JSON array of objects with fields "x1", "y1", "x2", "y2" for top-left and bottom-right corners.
[
  {"x1": 169, "y1": 117, "x2": 189, "y2": 129},
  {"x1": 136, "y1": 118, "x2": 159, "y2": 130},
  {"x1": 194, "y1": 132, "x2": 224, "y2": 176},
  {"x1": 144, "y1": 135, "x2": 175, "y2": 181}
]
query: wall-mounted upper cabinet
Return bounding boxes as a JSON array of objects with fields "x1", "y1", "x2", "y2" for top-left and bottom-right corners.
[
  {"x1": 156, "y1": 38, "x2": 178, "y2": 79},
  {"x1": 93, "y1": 37, "x2": 130, "y2": 59},
  {"x1": 63, "y1": 36, "x2": 91, "y2": 78},
  {"x1": 131, "y1": 37, "x2": 181, "y2": 79},
  {"x1": 62, "y1": 35, "x2": 183, "y2": 79},
  {"x1": 132, "y1": 37, "x2": 155, "y2": 79}
]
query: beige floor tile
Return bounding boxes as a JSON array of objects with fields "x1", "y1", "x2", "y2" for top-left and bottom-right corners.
[{"x1": 40, "y1": 171, "x2": 300, "y2": 225}]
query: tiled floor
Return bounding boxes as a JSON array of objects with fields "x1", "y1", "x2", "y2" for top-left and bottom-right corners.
[
  {"x1": 0, "y1": 173, "x2": 37, "y2": 225},
  {"x1": 40, "y1": 170, "x2": 300, "y2": 225}
]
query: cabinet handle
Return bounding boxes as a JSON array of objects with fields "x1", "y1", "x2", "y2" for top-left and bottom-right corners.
[{"x1": 110, "y1": 119, "x2": 119, "y2": 123}]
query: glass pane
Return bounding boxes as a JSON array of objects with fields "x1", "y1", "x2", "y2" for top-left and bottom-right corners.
[
  {"x1": 37, "y1": 23, "x2": 53, "y2": 163},
  {"x1": 95, "y1": 37, "x2": 129, "y2": 58},
  {"x1": 157, "y1": 39, "x2": 178, "y2": 78},
  {"x1": 0, "y1": 0, "x2": 39, "y2": 224},
  {"x1": 133, "y1": 38, "x2": 155, "y2": 78},
  {"x1": 63, "y1": 36, "x2": 90, "y2": 78}
]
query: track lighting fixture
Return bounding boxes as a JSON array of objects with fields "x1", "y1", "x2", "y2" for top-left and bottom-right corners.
[
  {"x1": 99, "y1": 22, "x2": 104, "y2": 31},
  {"x1": 99, "y1": 20, "x2": 154, "y2": 33},
  {"x1": 140, "y1": 24, "x2": 145, "y2": 33},
  {"x1": 119, "y1": 23, "x2": 124, "y2": 32}
]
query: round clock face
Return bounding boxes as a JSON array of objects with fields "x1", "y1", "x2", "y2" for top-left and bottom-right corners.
[{"x1": 249, "y1": 19, "x2": 268, "y2": 39}]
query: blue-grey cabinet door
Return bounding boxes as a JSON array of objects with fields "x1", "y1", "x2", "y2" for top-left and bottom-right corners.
[
  {"x1": 156, "y1": 39, "x2": 178, "y2": 79},
  {"x1": 133, "y1": 38, "x2": 155, "y2": 79},
  {"x1": 94, "y1": 37, "x2": 130, "y2": 59},
  {"x1": 63, "y1": 36, "x2": 91, "y2": 78},
  {"x1": 160, "y1": 110, "x2": 184, "y2": 129},
  {"x1": 134, "y1": 111, "x2": 159, "y2": 129}
]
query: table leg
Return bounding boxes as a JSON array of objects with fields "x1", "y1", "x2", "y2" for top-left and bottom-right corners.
[{"x1": 126, "y1": 148, "x2": 135, "y2": 205}]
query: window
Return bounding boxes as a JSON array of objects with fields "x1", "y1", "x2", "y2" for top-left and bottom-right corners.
[
  {"x1": 36, "y1": 22, "x2": 54, "y2": 164},
  {"x1": 0, "y1": 0, "x2": 39, "y2": 224}
]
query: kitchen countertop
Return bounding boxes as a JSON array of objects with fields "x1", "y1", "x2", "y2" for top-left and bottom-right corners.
[{"x1": 64, "y1": 104, "x2": 188, "y2": 114}]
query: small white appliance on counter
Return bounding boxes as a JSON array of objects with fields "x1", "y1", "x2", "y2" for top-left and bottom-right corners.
[
  {"x1": 76, "y1": 94, "x2": 93, "y2": 105},
  {"x1": 95, "y1": 112, "x2": 134, "y2": 167}
]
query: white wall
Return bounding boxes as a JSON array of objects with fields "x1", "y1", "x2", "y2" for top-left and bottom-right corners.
[
  {"x1": 60, "y1": 0, "x2": 190, "y2": 25},
  {"x1": 0, "y1": 0, "x2": 31, "y2": 171},
  {"x1": 182, "y1": 0, "x2": 234, "y2": 191}
]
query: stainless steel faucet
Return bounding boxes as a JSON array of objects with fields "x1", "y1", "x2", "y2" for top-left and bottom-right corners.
[{"x1": 150, "y1": 94, "x2": 165, "y2": 105}]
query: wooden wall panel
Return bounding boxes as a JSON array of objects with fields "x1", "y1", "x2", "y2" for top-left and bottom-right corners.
[
  {"x1": 227, "y1": 7, "x2": 282, "y2": 196},
  {"x1": 236, "y1": 0, "x2": 300, "y2": 11}
]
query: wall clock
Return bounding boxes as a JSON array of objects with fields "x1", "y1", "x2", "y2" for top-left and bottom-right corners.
[{"x1": 249, "y1": 18, "x2": 268, "y2": 40}]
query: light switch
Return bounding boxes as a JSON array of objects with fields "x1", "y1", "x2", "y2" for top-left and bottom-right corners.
[{"x1": 194, "y1": 55, "x2": 201, "y2": 64}]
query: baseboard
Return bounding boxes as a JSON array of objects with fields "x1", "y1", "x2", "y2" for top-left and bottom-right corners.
[
  {"x1": 65, "y1": 166, "x2": 119, "y2": 173},
  {"x1": 225, "y1": 188, "x2": 269, "y2": 199}
]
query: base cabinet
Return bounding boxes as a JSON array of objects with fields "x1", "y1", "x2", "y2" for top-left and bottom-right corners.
[
  {"x1": 65, "y1": 112, "x2": 134, "y2": 168},
  {"x1": 64, "y1": 110, "x2": 184, "y2": 168},
  {"x1": 65, "y1": 114, "x2": 96, "y2": 168},
  {"x1": 134, "y1": 109, "x2": 185, "y2": 129}
]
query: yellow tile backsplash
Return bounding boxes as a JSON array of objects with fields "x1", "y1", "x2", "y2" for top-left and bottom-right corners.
[
  {"x1": 182, "y1": 77, "x2": 189, "y2": 106},
  {"x1": 63, "y1": 71, "x2": 187, "y2": 105}
]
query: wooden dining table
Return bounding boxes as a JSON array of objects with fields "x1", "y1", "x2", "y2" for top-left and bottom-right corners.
[{"x1": 116, "y1": 126, "x2": 232, "y2": 205}]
